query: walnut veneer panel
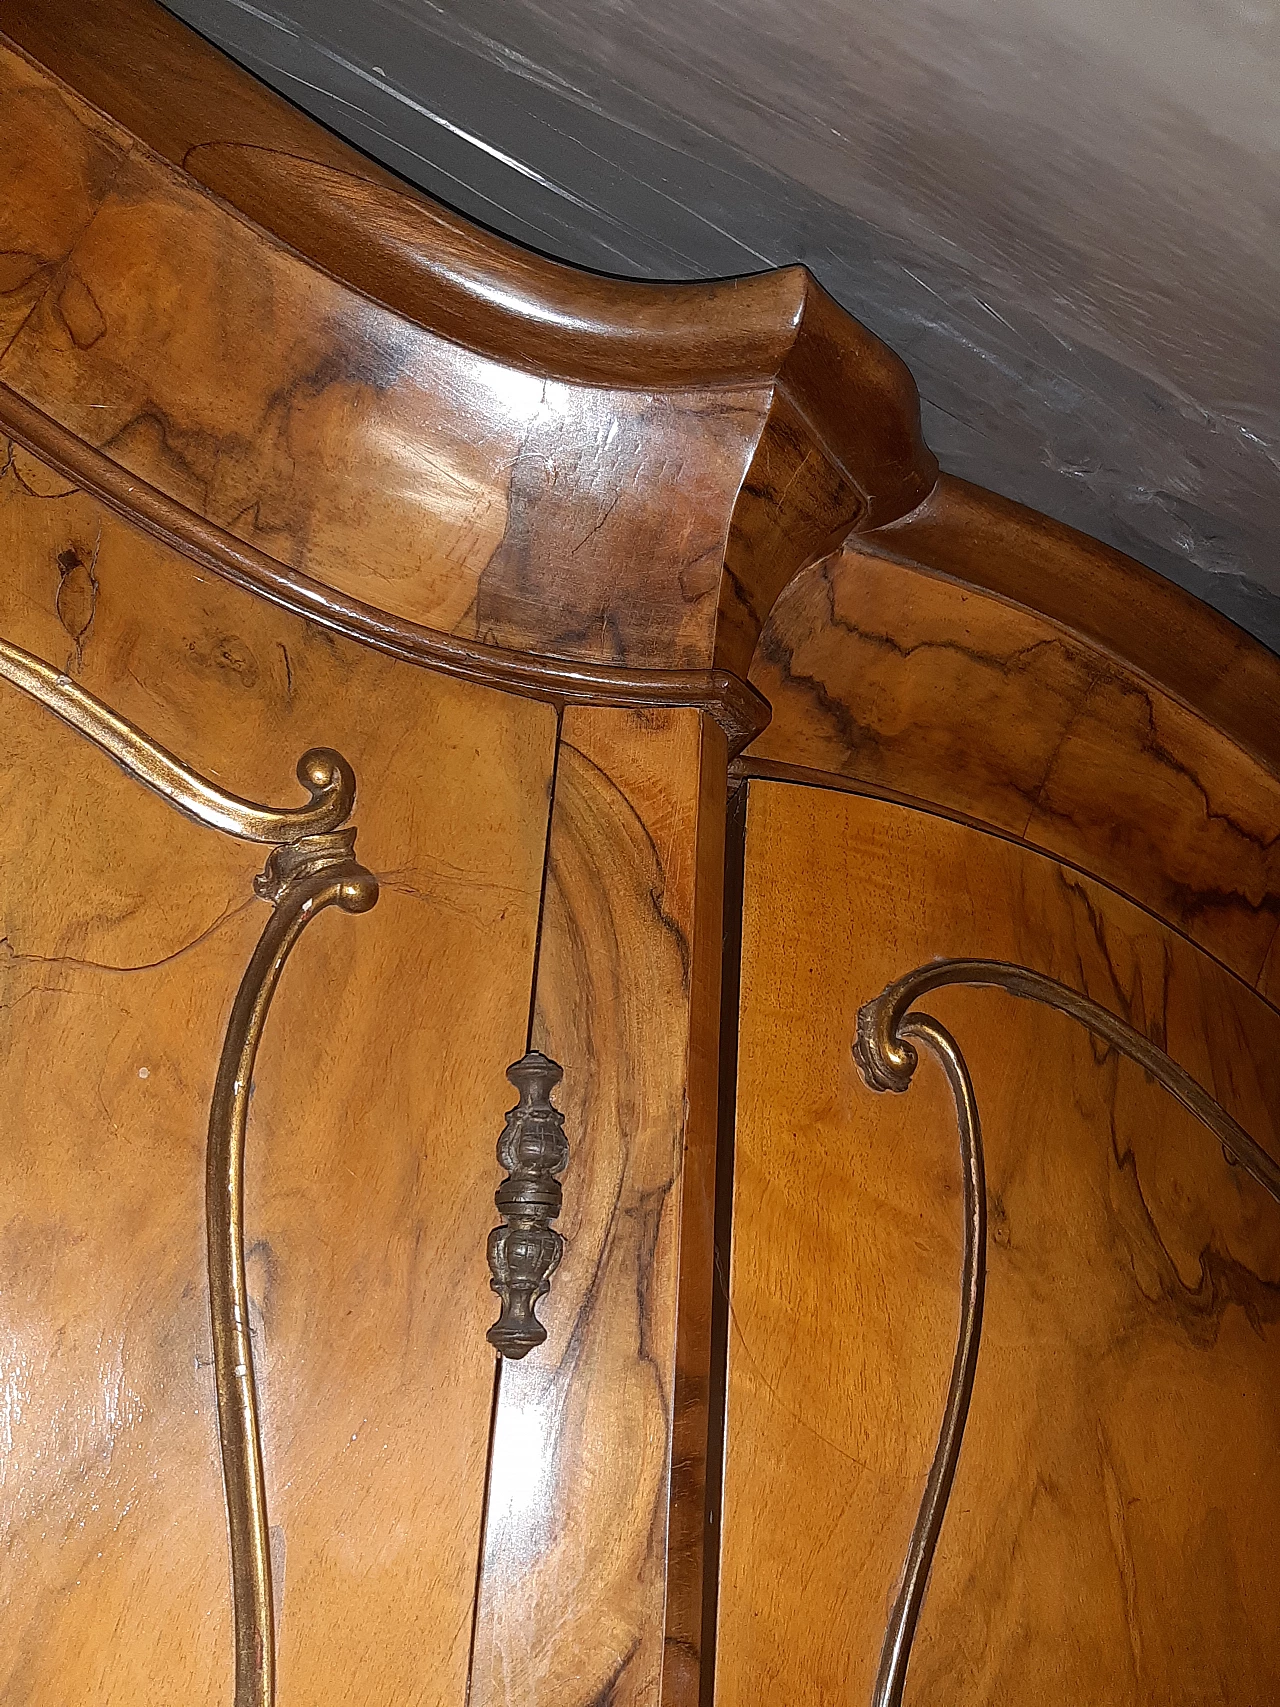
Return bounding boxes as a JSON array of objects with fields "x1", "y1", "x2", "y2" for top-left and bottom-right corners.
[
  {"x1": 0, "y1": 41, "x2": 128, "y2": 357},
  {"x1": 1027, "y1": 675, "x2": 1280, "y2": 986},
  {"x1": 749, "y1": 549, "x2": 1100, "y2": 830},
  {"x1": 718, "y1": 782, "x2": 1280, "y2": 1705},
  {"x1": 865, "y1": 475, "x2": 1280, "y2": 787},
  {"x1": 0, "y1": 438, "x2": 556, "y2": 1702},
  {"x1": 1261, "y1": 926, "x2": 1280, "y2": 1007},
  {"x1": 0, "y1": 33, "x2": 933, "y2": 685},
  {"x1": 471, "y1": 706, "x2": 726, "y2": 1707},
  {"x1": 749, "y1": 548, "x2": 1280, "y2": 987},
  {"x1": 0, "y1": 127, "x2": 770, "y2": 672}
]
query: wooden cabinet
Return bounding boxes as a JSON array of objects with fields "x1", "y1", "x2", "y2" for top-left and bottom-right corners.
[
  {"x1": 1, "y1": 3, "x2": 1278, "y2": 1702},
  {"x1": 718, "y1": 783, "x2": 1280, "y2": 1704},
  {"x1": 0, "y1": 448, "x2": 556, "y2": 1703}
]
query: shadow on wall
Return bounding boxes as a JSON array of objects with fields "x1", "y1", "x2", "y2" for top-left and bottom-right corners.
[{"x1": 165, "y1": 0, "x2": 1280, "y2": 655}]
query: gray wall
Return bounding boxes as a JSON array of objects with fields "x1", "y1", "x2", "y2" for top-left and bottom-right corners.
[{"x1": 165, "y1": 0, "x2": 1280, "y2": 653}]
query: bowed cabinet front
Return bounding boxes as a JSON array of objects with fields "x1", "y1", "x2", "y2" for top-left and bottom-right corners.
[
  {"x1": 716, "y1": 781, "x2": 1280, "y2": 1705},
  {"x1": 0, "y1": 450, "x2": 558, "y2": 1702},
  {"x1": 3, "y1": 3, "x2": 1280, "y2": 1704}
]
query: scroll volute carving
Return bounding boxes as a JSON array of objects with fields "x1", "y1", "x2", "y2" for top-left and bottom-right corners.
[
  {"x1": 487, "y1": 1050, "x2": 570, "y2": 1358},
  {"x1": 852, "y1": 955, "x2": 1280, "y2": 1707}
]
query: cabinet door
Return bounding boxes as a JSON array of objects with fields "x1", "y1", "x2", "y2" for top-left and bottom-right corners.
[
  {"x1": 716, "y1": 780, "x2": 1280, "y2": 1704},
  {"x1": 0, "y1": 446, "x2": 556, "y2": 1704}
]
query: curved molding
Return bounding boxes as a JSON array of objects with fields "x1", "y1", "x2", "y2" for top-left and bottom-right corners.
[
  {"x1": 0, "y1": 384, "x2": 770, "y2": 753},
  {"x1": 856, "y1": 957, "x2": 1280, "y2": 1196},
  {"x1": 8, "y1": 0, "x2": 1280, "y2": 758},
  {"x1": 746, "y1": 547, "x2": 1280, "y2": 994},
  {"x1": 858, "y1": 475, "x2": 1280, "y2": 785},
  {"x1": 0, "y1": 582, "x2": 378, "y2": 1706},
  {"x1": 1, "y1": 0, "x2": 936, "y2": 530},
  {"x1": 853, "y1": 956, "x2": 1280, "y2": 1707},
  {"x1": 189, "y1": 147, "x2": 934, "y2": 527},
  {"x1": 856, "y1": 958, "x2": 1280, "y2": 1705},
  {"x1": 10, "y1": 1, "x2": 1279, "y2": 769},
  {"x1": 865, "y1": 1012, "x2": 985, "y2": 1707},
  {"x1": 14, "y1": 0, "x2": 1277, "y2": 738},
  {"x1": 0, "y1": 632, "x2": 355, "y2": 840},
  {"x1": 208, "y1": 834, "x2": 378, "y2": 1707}
]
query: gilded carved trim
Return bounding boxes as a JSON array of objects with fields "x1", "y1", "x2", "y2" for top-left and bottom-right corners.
[
  {"x1": 0, "y1": 634, "x2": 355, "y2": 841},
  {"x1": 0, "y1": 632, "x2": 378, "y2": 1707},
  {"x1": 210, "y1": 832, "x2": 377, "y2": 1707},
  {"x1": 853, "y1": 958, "x2": 1280, "y2": 1707}
]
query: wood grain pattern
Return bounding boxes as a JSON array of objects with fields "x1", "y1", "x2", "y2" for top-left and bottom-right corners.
[
  {"x1": 9, "y1": 0, "x2": 1280, "y2": 780},
  {"x1": 470, "y1": 705, "x2": 726, "y2": 1707},
  {"x1": 0, "y1": 15, "x2": 935, "y2": 686},
  {"x1": 7, "y1": 10, "x2": 1280, "y2": 1700},
  {"x1": 1027, "y1": 674, "x2": 1280, "y2": 989},
  {"x1": 2, "y1": 0, "x2": 935, "y2": 507},
  {"x1": 749, "y1": 547, "x2": 1100, "y2": 832},
  {"x1": 861, "y1": 474, "x2": 1280, "y2": 785},
  {"x1": 0, "y1": 384, "x2": 770, "y2": 753},
  {"x1": 0, "y1": 141, "x2": 764, "y2": 668},
  {"x1": 717, "y1": 780, "x2": 1280, "y2": 1704},
  {"x1": 1260, "y1": 924, "x2": 1280, "y2": 1009},
  {"x1": 151, "y1": 0, "x2": 1280, "y2": 654},
  {"x1": 0, "y1": 437, "x2": 556, "y2": 1703},
  {"x1": 749, "y1": 546, "x2": 1280, "y2": 989},
  {"x1": 0, "y1": 40, "x2": 127, "y2": 358}
]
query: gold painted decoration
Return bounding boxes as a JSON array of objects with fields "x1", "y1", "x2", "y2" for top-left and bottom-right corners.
[
  {"x1": 853, "y1": 958, "x2": 1280, "y2": 1707},
  {"x1": 0, "y1": 630, "x2": 378, "y2": 1707},
  {"x1": 0, "y1": 633, "x2": 356, "y2": 841},
  {"x1": 210, "y1": 831, "x2": 377, "y2": 1707}
]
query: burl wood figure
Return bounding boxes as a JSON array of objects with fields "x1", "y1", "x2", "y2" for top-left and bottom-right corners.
[{"x1": 1, "y1": 1, "x2": 1278, "y2": 1704}]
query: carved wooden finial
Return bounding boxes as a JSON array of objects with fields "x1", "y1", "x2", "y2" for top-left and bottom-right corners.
[{"x1": 486, "y1": 1051, "x2": 569, "y2": 1358}]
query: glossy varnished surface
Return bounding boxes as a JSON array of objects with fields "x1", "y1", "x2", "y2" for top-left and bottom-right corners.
[
  {"x1": 0, "y1": 39, "x2": 125, "y2": 353},
  {"x1": 160, "y1": 0, "x2": 1280, "y2": 649},
  {"x1": 749, "y1": 545, "x2": 1280, "y2": 990},
  {"x1": 5, "y1": 8, "x2": 1280, "y2": 1701},
  {"x1": 717, "y1": 782, "x2": 1280, "y2": 1703},
  {"x1": 0, "y1": 385, "x2": 769, "y2": 753},
  {"x1": 0, "y1": 107, "x2": 762, "y2": 667},
  {"x1": 0, "y1": 11, "x2": 935, "y2": 686},
  {"x1": 2, "y1": 0, "x2": 926, "y2": 455},
  {"x1": 7, "y1": 0, "x2": 1280, "y2": 795},
  {"x1": 0, "y1": 436, "x2": 556, "y2": 1701},
  {"x1": 471, "y1": 706, "x2": 725, "y2": 1706},
  {"x1": 864, "y1": 476, "x2": 1280, "y2": 783}
]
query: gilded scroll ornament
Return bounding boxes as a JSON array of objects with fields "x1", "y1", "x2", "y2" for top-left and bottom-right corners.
[
  {"x1": 853, "y1": 957, "x2": 1280, "y2": 1707},
  {"x1": 0, "y1": 630, "x2": 378, "y2": 1707},
  {"x1": 209, "y1": 829, "x2": 377, "y2": 1707},
  {"x1": 487, "y1": 1050, "x2": 570, "y2": 1358},
  {"x1": 0, "y1": 634, "x2": 355, "y2": 841}
]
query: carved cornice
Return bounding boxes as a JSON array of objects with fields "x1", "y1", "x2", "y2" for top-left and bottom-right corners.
[
  {"x1": 6, "y1": 0, "x2": 1279, "y2": 778},
  {"x1": 2, "y1": 0, "x2": 934, "y2": 519},
  {"x1": 0, "y1": 385, "x2": 770, "y2": 753},
  {"x1": 1, "y1": 0, "x2": 934, "y2": 686},
  {"x1": 857, "y1": 475, "x2": 1280, "y2": 785},
  {"x1": 186, "y1": 145, "x2": 934, "y2": 522}
]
